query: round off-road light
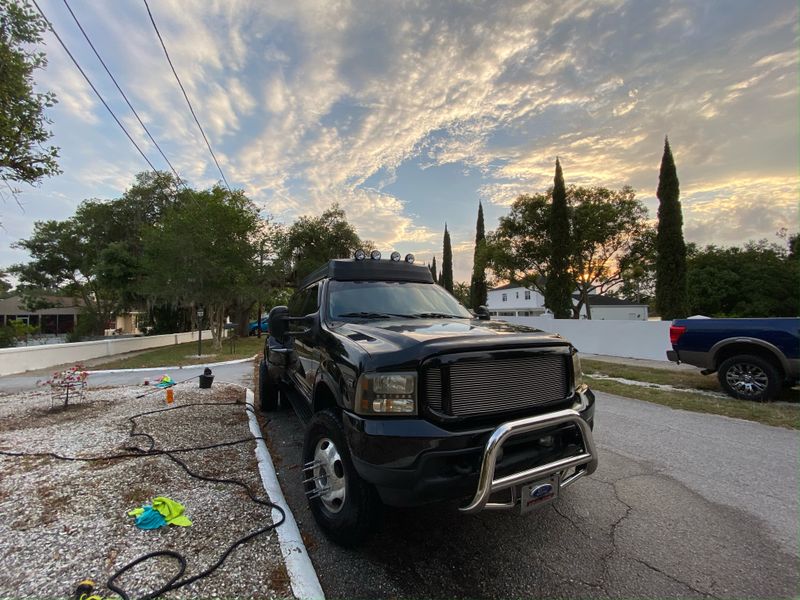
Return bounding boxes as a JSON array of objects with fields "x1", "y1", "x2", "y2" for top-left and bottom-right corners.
[
  {"x1": 354, "y1": 249, "x2": 366, "y2": 261},
  {"x1": 370, "y1": 250, "x2": 382, "y2": 260},
  {"x1": 390, "y1": 251, "x2": 401, "y2": 262},
  {"x1": 404, "y1": 254, "x2": 415, "y2": 264}
]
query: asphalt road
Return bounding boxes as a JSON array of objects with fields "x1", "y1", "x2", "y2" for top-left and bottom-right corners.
[{"x1": 263, "y1": 391, "x2": 799, "y2": 599}]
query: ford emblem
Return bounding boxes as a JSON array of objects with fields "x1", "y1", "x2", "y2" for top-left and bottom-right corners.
[{"x1": 530, "y1": 483, "x2": 553, "y2": 499}]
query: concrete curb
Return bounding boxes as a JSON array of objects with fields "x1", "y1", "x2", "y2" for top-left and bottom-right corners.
[
  {"x1": 245, "y1": 388, "x2": 325, "y2": 600},
  {"x1": 86, "y1": 355, "x2": 258, "y2": 374}
]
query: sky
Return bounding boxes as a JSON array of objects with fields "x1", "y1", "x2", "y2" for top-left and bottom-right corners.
[{"x1": 1, "y1": 0, "x2": 798, "y2": 283}]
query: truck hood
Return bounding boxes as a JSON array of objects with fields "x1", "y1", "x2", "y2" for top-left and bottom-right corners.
[{"x1": 333, "y1": 318, "x2": 569, "y2": 365}]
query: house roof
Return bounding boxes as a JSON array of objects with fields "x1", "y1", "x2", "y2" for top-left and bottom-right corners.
[
  {"x1": 572, "y1": 293, "x2": 648, "y2": 306},
  {"x1": 0, "y1": 295, "x2": 83, "y2": 315},
  {"x1": 490, "y1": 283, "x2": 525, "y2": 291},
  {"x1": 490, "y1": 276, "x2": 546, "y2": 292}
]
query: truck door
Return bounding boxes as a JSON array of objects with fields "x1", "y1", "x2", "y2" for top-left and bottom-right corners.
[{"x1": 288, "y1": 283, "x2": 320, "y2": 402}]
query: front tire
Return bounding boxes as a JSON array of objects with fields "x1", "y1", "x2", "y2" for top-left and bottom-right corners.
[
  {"x1": 302, "y1": 409, "x2": 381, "y2": 546},
  {"x1": 258, "y1": 359, "x2": 279, "y2": 411},
  {"x1": 717, "y1": 354, "x2": 781, "y2": 402}
]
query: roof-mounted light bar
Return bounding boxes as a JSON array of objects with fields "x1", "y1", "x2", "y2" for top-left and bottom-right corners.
[{"x1": 354, "y1": 249, "x2": 414, "y2": 264}]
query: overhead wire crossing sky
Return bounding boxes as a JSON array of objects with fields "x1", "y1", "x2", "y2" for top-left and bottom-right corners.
[
  {"x1": 61, "y1": 0, "x2": 184, "y2": 186},
  {"x1": 30, "y1": 0, "x2": 161, "y2": 176},
  {"x1": 142, "y1": 0, "x2": 233, "y2": 194}
]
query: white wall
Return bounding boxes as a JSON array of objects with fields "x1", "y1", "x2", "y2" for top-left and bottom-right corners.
[
  {"x1": 588, "y1": 305, "x2": 649, "y2": 321},
  {"x1": 0, "y1": 330, "x2": 213, "y2": 376},
  {"x1": 501, "y1": 316, "x2": 671, "y2": 361}
]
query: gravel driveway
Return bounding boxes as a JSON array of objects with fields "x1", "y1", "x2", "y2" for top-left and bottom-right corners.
[{"x1": 0, "y1": 381, "x2": 291, "y2": 599}]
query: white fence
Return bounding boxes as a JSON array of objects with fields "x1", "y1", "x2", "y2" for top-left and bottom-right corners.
[
  {"x1": 0, "y1": 330, "x2": 212, "y2": 376},
  {"x1": 500, "y1": 316, "x2": 671, "y2": 361}
]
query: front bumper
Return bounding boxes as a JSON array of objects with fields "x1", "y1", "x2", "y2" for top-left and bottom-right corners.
[{"x1": 343, "y1": 387, "x2": 596, "y2": 509}]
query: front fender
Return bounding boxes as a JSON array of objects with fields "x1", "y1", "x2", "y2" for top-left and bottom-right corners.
[{"x1": 313, "y1": 366, "x2": 349, "y2": 412}]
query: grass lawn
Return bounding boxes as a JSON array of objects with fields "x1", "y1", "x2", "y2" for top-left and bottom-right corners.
[
  {"x1": 582, "y1": 358, "x2": 800, "y2": 430},
  {"x1": 95, "y1": 335, "x2": 265, "y2": 370}
]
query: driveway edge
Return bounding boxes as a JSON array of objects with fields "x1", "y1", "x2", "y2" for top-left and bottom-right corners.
[
  {"x1": 245, "y1": 388, "x2": 325, "y2": 600},
  {"x1": 86, "y1": 355, "x2": 258, "y2": 374}
]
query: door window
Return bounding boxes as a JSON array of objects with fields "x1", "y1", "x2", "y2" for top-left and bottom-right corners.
[
  {"x1": 289, "y1": 284, "x2": 320, "y2": 317},
  {"x1": 302, "y1": 284, "x2": 320, "y2": 315}
]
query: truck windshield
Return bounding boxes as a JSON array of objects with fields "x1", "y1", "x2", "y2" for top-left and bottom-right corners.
[{"x1": 327, "y1": 280, "x2": 473, "y2": 320}]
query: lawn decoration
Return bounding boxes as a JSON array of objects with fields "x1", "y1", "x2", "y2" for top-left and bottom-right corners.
[{"x1": 41, "y1": 364, "x2": 89, "y2": 408}]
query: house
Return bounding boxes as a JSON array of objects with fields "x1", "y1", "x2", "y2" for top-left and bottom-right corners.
[
  {"x1": 0, "y1": 296, "x2": 81, "y2": 334},
  {"x1": 486, "y1": 284, "x2": 548, "y2": 317},
  {"x1": 486, "y1": 284, "x2": 649, "y2": 320}
]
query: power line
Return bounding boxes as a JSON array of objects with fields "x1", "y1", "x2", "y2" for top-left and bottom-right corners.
[
  {"x1": 30, "y1": 0, "x2": 160, "y2": 174},
  {"x1": 61, "y1": 0, "x2": 184, "y2": 185},
  {"x1": 142, "y1": 0, "x2": 233, "y2": 194}
]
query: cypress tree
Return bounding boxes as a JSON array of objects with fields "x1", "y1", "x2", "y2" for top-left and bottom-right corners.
[
  {"x1": 655, "y1": 137, "x2": 688, "y2": 319},
  {"x1": 469, "y1": 202, "x2": 488, "y2": 309},
  {"x1": 430, "y1": 256, "x2": 438, "y2": 282},
  {"x1": 442, "y1": 224, "x2": 454, "y2": 293},
  {"x1": 544, "y1": 158, "x2": 573, "y2": 318}
]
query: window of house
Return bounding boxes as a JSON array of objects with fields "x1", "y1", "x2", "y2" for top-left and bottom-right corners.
[
  {"x1": 515, "y1": 292, "x2": 519, "y2": 298},
  {"x1": 502, "y1": 293, "x2": 507, "y2": 302},
  {"x1": 524, "y1": 290, "x2": 531, "y2": 300}
]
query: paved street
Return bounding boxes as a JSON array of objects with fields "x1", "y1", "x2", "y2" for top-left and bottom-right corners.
[{"x1": 264, "y1": 391, "x2": 799, "y2": 599}]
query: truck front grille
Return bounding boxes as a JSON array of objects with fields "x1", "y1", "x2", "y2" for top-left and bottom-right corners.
[{"x1": 424, "y1": 354, "x2": 568, "y2": 417}]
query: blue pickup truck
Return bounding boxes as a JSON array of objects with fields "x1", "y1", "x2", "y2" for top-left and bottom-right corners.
[{"x1": 668, "y1": 318, "x2": 800, "y2": 401}]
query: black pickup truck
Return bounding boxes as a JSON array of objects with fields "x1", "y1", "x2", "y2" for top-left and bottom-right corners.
[{"x1": 259, "y1": 253, "x2": 597, "y2": 545}]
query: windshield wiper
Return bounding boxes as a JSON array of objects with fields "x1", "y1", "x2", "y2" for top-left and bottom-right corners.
[
  {"x1": 336, "y1": 312, "x2": 414, "y2": 319},
  {"x1": 410, "y1": 312, "x2": 463, "y2": 319}
]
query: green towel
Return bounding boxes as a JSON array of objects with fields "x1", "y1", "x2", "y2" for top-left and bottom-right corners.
[{"x1": 152, "y1": 496, "x2": 192, "y2": 526}]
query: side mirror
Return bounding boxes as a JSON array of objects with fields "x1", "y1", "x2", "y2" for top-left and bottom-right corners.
[
  {"x1": 268, "y1": 306, "x2": 289, "y2": 341},
  {"x1": 474, "y1": 305, "x2": 491, "y2": 320}
]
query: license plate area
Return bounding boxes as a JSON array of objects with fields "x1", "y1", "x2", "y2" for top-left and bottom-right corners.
[{"x1": 520, "y1": 474, "x2": 559, "y2": 513}]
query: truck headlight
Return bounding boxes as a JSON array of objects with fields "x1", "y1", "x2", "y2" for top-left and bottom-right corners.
[
  {"x1": 355, "y1": 372, "x2": 417, "y2": 415},
  {"x1": 572, "y1": 351, "x2": 584, "y2": 389}
]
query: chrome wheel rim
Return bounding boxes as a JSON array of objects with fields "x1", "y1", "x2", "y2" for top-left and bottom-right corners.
[
  {"x1": 725, "y1": 363, "x2": 768, "y2": 398},
  {"x1": 312, "y1": 437, "x2": 347, "y2": 513}
]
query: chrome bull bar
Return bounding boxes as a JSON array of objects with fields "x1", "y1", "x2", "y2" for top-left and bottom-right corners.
[{"x1": 459, "y1": 408, "x2": 598, "y2": 514}]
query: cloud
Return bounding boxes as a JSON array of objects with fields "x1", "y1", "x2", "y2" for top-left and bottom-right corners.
[
  {"x1": 682, "y1": 176, "x2": 799, "y2": 247},
  {"x1": 39, "y1": 50, "x2": 99, "y2": 125}
]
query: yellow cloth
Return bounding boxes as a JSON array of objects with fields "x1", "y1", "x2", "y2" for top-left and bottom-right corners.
[
  {"x1": 152, "y1": 496, "x2": 192, "y2": 526},
  {"x1": 126, "y1": 497, "x2": 192, "y2": 526}
]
